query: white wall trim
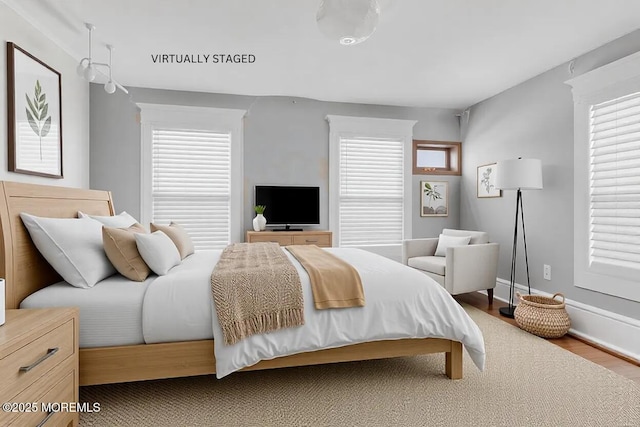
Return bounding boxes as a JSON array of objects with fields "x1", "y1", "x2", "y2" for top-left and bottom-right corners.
[
  {"x1": 566, "y1": 50, "x2": 640, "y2": 99},
  {"x1": 565, "y1": 52, "x2": 640, "y2": 303},
  {"x1": 137, "y1": 103, "x2": 246, "y2": 243},
  {"x1": 140, "y1": 120, "x2": 152, "y2": 227},
  {"x1": 490, "y1": 278, "x2": 640, "y2": 363},
  {"x1": 326, "y1": 115, "x2": 416, "y2": 247}
]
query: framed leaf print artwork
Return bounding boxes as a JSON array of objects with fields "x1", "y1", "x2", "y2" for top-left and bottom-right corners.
[
  {"x1": 421, "y1": 181, "x2": 448, "y2": 217},
  {"x1": 7, "y1": 42, "x2": 63, "y2": 178},
  {"x1": 477, "y1": 163, "x2": 501, "y2": 198}
]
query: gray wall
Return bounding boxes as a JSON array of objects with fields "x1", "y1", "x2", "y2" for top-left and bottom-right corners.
[
  {"x1": 90, "y1": 86, "x2": 461, "y2": 239},
  {"x1": 461, "y1": 29, "x2": 640, "y2": 320},
  {"x1": 0, "y1": 4, "x2": 89, "y2": 188}
]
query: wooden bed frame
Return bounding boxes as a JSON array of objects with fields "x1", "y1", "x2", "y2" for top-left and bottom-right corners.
[{"x1": 0, "y1": 181, "x2": 463, "y2": 385}]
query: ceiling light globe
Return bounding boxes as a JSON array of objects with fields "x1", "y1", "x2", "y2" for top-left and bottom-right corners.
[
  {"x1": 104, "y1": 80, "x2": 116, "y2": 94},
  {"x1": 317, "y1": 0, "x2": 380, "y2": 46},
  {"x1": 84, "y1": 64, "x2": 96, "y2": 82},
  {"x1": 340, "y1": 37, "x2": 357, "y2": 46},
  {"x1": 76, "y1": 62, "x2": 87, "y2": 77}
]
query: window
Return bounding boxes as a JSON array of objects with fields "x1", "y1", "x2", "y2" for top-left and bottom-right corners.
[
  {"x1": 327, "y1": 115, "x2": 416, "y2": 260},
  {"x1": 417, "y1": 148, "x2": 447, "y2": 169},
  {"x1": 151, "y1": 128, "x2": 232, "y2": 249},
  {"x1": 339, "y1": 136, "x2": 404, "y2": 247},
  {"x1": 138, "y1": 104, "x2": 245, "y2": 250},
  {"x1": 588, "y1": 92, "x2": 640, "y2": 271},
  {"x1": 567, "y1": 50, "x2": 640, "y2": 302},
  {"x1": 412, "y1": 140, "x2": 461, "y2": 175}
]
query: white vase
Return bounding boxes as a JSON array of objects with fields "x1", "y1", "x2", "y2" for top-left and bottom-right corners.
[{"x1": 253, "y1": 214, "x2": 267, "y2": 231}]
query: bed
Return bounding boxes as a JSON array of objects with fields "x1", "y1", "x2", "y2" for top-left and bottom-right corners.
[{"x1": 0, "y1": 181, "x2": 484, "y2": 385}]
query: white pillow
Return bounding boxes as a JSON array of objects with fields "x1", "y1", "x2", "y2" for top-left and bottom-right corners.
[
  {"x1": 434, "y1": 234, "x2": 472, "y2": 257},
  {"x1": 135, "y1": 231, "x2": 181, "y2": 275},
  {"x1": 20, "y1": 213, "x2": 116, "y2": 288},
  {"x1": 78, "y1": 211, "x2": 138, "y2": 228}
]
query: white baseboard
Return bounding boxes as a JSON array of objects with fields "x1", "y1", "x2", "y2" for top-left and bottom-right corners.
[{"x1": 487, "y1": 278, "x2": 640, "y2": 364}]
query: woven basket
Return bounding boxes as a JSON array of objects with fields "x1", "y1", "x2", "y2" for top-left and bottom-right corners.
[{"x1": 514, "y1": 292, "x2": 571, "y2": 338}]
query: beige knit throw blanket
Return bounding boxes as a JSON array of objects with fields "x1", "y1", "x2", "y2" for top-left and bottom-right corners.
[
  {"x1": 211, "y1": 242, "x2": 304, "y2": 345},
  {"x1": 286, "y1": 245, "x2": 365, "y2": 309}
]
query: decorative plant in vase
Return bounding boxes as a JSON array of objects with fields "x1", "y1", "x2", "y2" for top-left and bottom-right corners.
[{"x1": 253, "y1": 205, "x2": 267, "y2": 231}]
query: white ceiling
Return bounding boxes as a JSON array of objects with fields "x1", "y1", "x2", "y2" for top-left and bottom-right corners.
[{"x1": 5, "y1": 0, "x2": 640, "y2": 108}]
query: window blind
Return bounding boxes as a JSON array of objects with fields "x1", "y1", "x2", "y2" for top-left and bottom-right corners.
[
  {"x1": 589, "y1": 91, "x2": 640, "y2": 271},
  {"x1": 339, "y1": 137, "x2": 404, "y2": 247},
  {"x1": 152, "y1": 128, "x2": 231, "y2": 250}
]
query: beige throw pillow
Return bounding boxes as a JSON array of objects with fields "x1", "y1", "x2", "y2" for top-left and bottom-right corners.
[
  {"x1": 103, "y1": 223, "x2": 151, "y2": 282},
  {"x1": 150, "y1": 222, "x2": 194, "y2": 259}
]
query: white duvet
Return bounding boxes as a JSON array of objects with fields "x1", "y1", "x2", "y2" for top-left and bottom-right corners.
[{"x1": 143, "y1": 248, "x2": 485, "y2": 379}]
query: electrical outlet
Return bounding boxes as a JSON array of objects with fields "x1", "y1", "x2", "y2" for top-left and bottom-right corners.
[{"x1": 543, "y1": 264, "x2": 551, "y2": 281}]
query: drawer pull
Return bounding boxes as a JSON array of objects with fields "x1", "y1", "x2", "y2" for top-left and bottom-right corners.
[
  {"x1": 19, "y1": 347, "x2": 59, "y2": 372},
  {"x1": 36, "y1": 410, "x2": 55, "y2": 427},
  {"x1": 305, "y1": 239, "x2": 318, "y2": 243}
]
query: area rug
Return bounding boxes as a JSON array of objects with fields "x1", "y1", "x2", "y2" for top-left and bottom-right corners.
[{"x1": 78, "y1": 305, "x2": 640, "y2": 426}]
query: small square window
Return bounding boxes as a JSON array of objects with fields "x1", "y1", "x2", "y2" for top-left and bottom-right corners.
[
  {"x1": 413, "y1": 140, "x2": 461, "y2": 175},
  {"x1": 416, "y1": 149, "x2": 448, "y2": 169}
]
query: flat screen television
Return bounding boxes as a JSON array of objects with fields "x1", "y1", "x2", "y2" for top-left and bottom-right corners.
[{"x1": 255, "y1": 185, "x2": 320, "y2": 230}]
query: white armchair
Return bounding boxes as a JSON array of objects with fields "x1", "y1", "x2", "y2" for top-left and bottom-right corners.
[{"x1": 402, "y1": 229, "x2": 499, "y2": 305}]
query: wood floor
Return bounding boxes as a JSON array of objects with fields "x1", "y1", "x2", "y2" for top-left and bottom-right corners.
[{"x1": 457, "y1": 292, "x2": 640, "y2": 385}]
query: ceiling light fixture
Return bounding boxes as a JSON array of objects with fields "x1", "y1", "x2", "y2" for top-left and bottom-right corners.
[
  {"x1": 316, "y1": 0, "x2": 380, "y2": 46},
  {"x1": 77, "y1": 23, "x2": 128, "y2": 94}
]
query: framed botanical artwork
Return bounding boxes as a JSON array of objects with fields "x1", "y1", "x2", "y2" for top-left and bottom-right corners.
[
  {"x1": 7, "y1": 42, "x2": 63, "y2": 178},
  {"x1": 477, "y1": 163, "x2": 501, "y2": 198},
  {"x1": 420, "y1": 181, "x2": 448, "y2": 217}
]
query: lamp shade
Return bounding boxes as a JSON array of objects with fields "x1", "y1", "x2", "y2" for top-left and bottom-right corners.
[{"x1": 495, "y1": 158, "x2": 543, "y2": 190}]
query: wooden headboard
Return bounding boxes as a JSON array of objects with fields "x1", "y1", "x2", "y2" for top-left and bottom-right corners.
[{"x1": 0, "y1": 181, "x2": 114, "y2": 309}]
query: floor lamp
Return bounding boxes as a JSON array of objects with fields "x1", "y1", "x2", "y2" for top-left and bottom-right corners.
[{"x1": 495, "y1": 158, "x2": 543, "y2": 318}]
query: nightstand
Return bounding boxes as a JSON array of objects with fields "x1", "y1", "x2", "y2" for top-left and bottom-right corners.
[{"x1": 0, "y1": 308, "x2": 79, "y2": 427}]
